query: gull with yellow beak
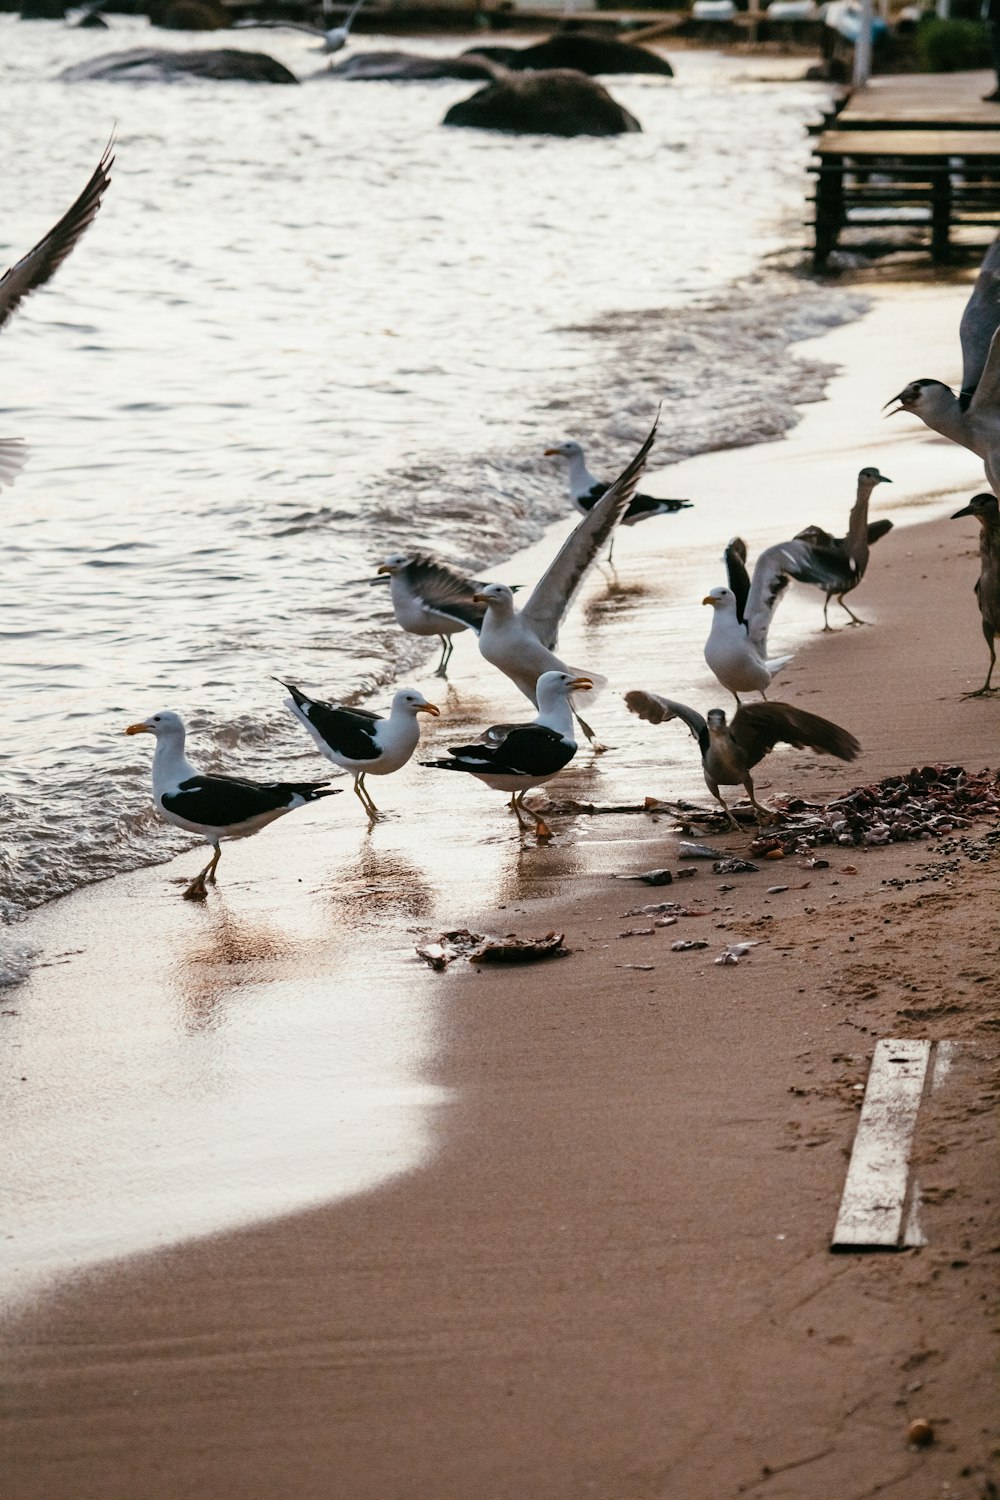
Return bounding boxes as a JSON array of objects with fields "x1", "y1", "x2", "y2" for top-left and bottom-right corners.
[
  {"x1": 423, "y1": 670, "x2": 589, "y2": 839},
  {"x1": 702, "y1": 583, "x2": 793, "y2": 705},
  {"x1": 280, "y1": 681, "x2": 439, "y2": 820},
  {"x1": 125, "y1": 710, "x2": 339, "y2": 900}
]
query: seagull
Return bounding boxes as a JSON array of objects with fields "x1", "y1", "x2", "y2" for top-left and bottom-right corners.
[
  {"x1": 371, "y1": 553, "x2": 488, "y2": 678},
  {"x1": 423, "y1": 670, "x2": 588, "y2": 839},
  {"x1": 436, "y1": 420, "x2": 658, "y2": 747},
  {"x1": 950, "y1": 493, "x2": 1000, "y2": 696},
  {"x1": 544, "y1": 439, "x2": 691, "y2": 563},
  {"x1": 624, "y1": 691, "x2": 861, "y2": 828},
  {"x1": 728, "y1": 467, "x2": 893, "y2": 632},
  {"x1": 125, "y1": 710, "x2": 339, "y2": 900},
  {"x1": 1, "y1": 139, "x2": 114, "y2": 489},
  {"x1": 702, "y1": 576, "x2": 792, "y2": 704},
  {"x1": 233, "y1": 0, "x2": 368, "y2": 51},
  {"x1": 280, "y1": 682, "x2": 440, "y2": 819}
]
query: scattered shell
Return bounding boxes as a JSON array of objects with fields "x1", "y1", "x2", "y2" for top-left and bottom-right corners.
[
  {"x1": 764, "y1": 848, "x2": 786, "y2": 860},
  {"x1": 766, "y1": 885, "x2": 789, "y2": 895},
  {"x1": 713, "y1": 857, "x2": 759, "y2": 874},
  {"x1": 670, "y1": 939, "x2": 709, "y2": 952},
  {"x1": 715, "y1": 951, "x2": 740, "y2": 965},
  {"x1": 624, "y1": 901, "x2": 681, "y2": 916},
  {"x1": 715, "y1": 941, "x2": 759, "y2": 964},
  {"x1": 416, "y1": 928, "x2": 569, "y2": 969},
  {"x1": 675, "y1": 867, "x2": 698, "y2": 879},
  {"x1": 655, "y1": 915, "x2": 678, "y2": 927},
  {"x1": 614, "y1": 868, "x2": 673, "y2": 886},
  {"x1": 617, "y1": 963, "x2": 655, "y2": 971},
  {"x1": 907, "y1": 1418, "x2": 934, "y2": 1448},
  {"x1": 619, "y1": 927, "x2": 654, "y2": 938},
  {"x1": 677, "y1": 841, "x2": 718, "y2": 859}
]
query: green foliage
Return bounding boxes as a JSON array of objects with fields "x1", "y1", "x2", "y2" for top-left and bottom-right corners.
[{"x1": 915, "y1": 16, "x2": 991, "y2": 72}]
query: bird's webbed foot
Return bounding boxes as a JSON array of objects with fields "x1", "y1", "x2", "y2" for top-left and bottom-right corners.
[
  {"x1": 533, "y1": 817, "x2": 554, "y2": 842},
  {"x1": 183, "y1": 875, "x2": 209, "y2": 902},
  {"x1": 961, "y1": 685, "x2": 1000, "y2": 699}
]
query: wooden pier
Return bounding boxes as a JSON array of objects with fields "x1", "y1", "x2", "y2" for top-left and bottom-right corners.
[{"x1": 810, "y1": 71, "x2": 1000, "y2": 266}]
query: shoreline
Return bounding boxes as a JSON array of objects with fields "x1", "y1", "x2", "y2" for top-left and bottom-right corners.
[{"x1": 3, "y1": 276, "x2": 999, "y2": 1496}]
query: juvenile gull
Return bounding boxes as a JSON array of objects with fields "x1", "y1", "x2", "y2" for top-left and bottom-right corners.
[
  {"x1": 423, "y1": 669, "x2": 587, "y2": 838},
  {"x1": 125, "y1": 710, "x2": 339, "y2": 899},
  {"x1": 730, "y1": 467, "x2": 893, "y2": 631},
  {"x1": 281, "y1": 682, "x2": 439, "y2": 819},
  {"x1": 371, "y1": 553, "x2": 488, "y2": 677},
  {"x1": 950, "y1": 492, "x2": 1000, "y2": 696},
  {"x1": 1, "y1": 139, "x2": 114, "y2": 489},
  {"x1": 544, "y1": 438, "x2": 691, "y2": 562},
  {"x1": 625, "y1": 691, "x2": 860, "y2": 828},
  {"x1": 439, "y1": 421, "x2": 657, "y2": 746}
]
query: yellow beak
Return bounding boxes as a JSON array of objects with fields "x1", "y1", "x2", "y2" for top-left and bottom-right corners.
[
  {"x1": 702, "y1": 596, "x2": 716, "y2": 606},
  {"x1": 472, "y1": 593, "x2": 489, "y2": 605},
  {"x1": 543, "y1": 448, "x2": 561, "y2": 456},
  {"x1": 570, "y1": 677, "x2": 594, "y2": 692},
  {"x1": 417, "y1": 703, "x2": 440, "y2": 716},
  {"x1": 125, "y1": 721, "x2": 151, "y2": 736},
  {"x1": 377, "y1": 564, "x2": 392, "y2": 575}
]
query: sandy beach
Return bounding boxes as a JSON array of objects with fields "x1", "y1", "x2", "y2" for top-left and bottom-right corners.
[{"x1": 3, "y1": 280, "x2": 999, "y2": 1498}]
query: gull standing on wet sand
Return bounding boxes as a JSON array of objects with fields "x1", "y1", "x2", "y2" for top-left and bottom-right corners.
[
  {"x1": 280, "y1": 682, "x2": 440, "y2": 819},
  {"x1": 437, "y1": 422, "x2": 657, "y2": 748},
  {"x1": 125, "y1": 711, "x2": 340, "y2": 900},
  {"x1": 624, "y1": 691, "x2": 860, "y2": 828},
  {"x1": 544, "y1": 438, "x2": 691, "y2": 562},
  {"x1": 702, "y1": 559, "x2": 792, "y2": 704},
  {"x1": 951, "y1": 493, "x2": 1000, "y2": 696},
  {"x1": 370, "y1": 553, "x2": 488, "y2": 678},
  {"x1": 423, "y1": 670, "x2": 588, "y2": 839},
  {"x1": 1, "y1": 139, "x2": 114, "y2": 489},
  {"x1": 728, "y1": 467, "x2": 893, "y2": 631}
]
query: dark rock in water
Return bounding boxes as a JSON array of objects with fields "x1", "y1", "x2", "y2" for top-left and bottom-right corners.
[
  {"x1": 492, "y1": 31, "x2": 675, "y2": 77},
  {"x1": 149, "y1": 0, "x2": 231, "y2": 30},
  {"x1": 443, "y1": 69, "x2": 641, "y2": 137},
  {"x1": 325, "y1": 49, "x2": 497, "y2": 81},
  {"x1": 20, "y1": 0, "x2": 66, "y2": 17},
  {"x1": 75, "y1": 9, "x2": 109, "y2": 24},
  {"x1": 59, "y1": 47, "x2": 298, "y2": 83},
  {"x1": 456, "y1": 44, "x2": 522, "y2": 67}
]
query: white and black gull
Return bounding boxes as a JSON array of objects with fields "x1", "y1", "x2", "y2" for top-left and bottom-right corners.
[
  {"x1": 125, "y1": 710, "x2": 339, "y2": 900},
  {"x1": 423, "y1": 669, "x2": 589, "y2": 839},
  {"x1": 702, "y1": 568, "x2": 792, "y2": 705},
  {"x1": 544, "y1": 438, "x2": 691, "y2": 562},
  {"x1": 726, "y1": 467, "x2": 893, "y2": 632},
  {"x1": 625, "y1": 691, "x2": 861, "y2": 829},
  {"x1": 433, "y1": 421, "x2": 658, "y2": 747},
  {"x1": 370, "y1": 552, "x2": 488, "y2": 677},
  {"x1": 1, "y1": 138, "x2": 114, "y2": 490},
  {"x1": 280, "y1": 682, "x2": 440, "y2": 819}
]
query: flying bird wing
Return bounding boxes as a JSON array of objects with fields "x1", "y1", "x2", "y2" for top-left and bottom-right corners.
[
  {"x1": 731, "y1": 702, "x2": 860, "y2": 768},
  {"x1": 743, "y1": 545, "x2": 792, "y2": 655},
  {"x1": 755, "y1": 538, "x2": 852, "y2": 596},
  {"x1": 723, "y1": 537, "x2": 750, "y2": 626},
  {"x1": 968, "y1": 323, "x2": 1000, "y2": 413},
  {"x1": 519, "y1": 419, "x2": 657, "y2": 650},
  {"x1": 960, "y1": 235, "x2": 1000, "y2": 404},
  {"x1": 0, "y1": 140, "x2": 114, "y2": 335},
  {"x1": 399, "y1": 555, "x2": 488, "y2": 633},
  {"x1": 624, "y1": 690, "x2": 709, "y2": 755}
]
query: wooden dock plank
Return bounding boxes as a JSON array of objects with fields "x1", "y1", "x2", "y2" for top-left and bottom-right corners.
[
  {"x1": 816, "y1": 129, "x2": 1000, "y2": 156},
  {"x1": 831, "y1": 1039, "x2": 932, "y2": 1251},
  {"x1": 837, "y1": 70, "x2": 1000, "y2": 131}
]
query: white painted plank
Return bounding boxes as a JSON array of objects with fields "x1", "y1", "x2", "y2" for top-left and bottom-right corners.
[{"x1": 832, "y1": 1039, "x2": 932, "y2": 1251}]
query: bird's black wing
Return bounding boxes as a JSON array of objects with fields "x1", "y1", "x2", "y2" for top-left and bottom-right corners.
[
  {"x1": 960, "y1": 235, "x2": 1000, "y2": 404},
  {"x1": 0, "y1": 140, "x2": 114, "y2": 334},
  {"x1": 624, "y1": 691, "x2": 709, "y2": 757},
  {"x1": 732, "y1": 703, "x2": 860, "y2": 768},
  {"x1": 723, "y1": 538, "x2": 751, "y2": 626},
  {"x1": 759, "y1": 538, "x2": 853, "y2": 594},
  {"x1": 574, "y1": 481, "x2": 608, "y2": 514},
  {"x1": 281, "y1": 681, "x2": 383, "y2": 760},
  {"x1": 867, "y1": 518, "x2": 893, "y2": 546},
  {"x1": 623, "y1": 491, "x2": 692, "y2": 521},
  {"x1": 401, "y1": 554, "x2": 487, "y2": 634},
  {"x1": 429, "y1": 724, "x2": 575, "y2": 777},
  {"x1": 162, "y1": 774, "x2": 334, "y2": 826}
]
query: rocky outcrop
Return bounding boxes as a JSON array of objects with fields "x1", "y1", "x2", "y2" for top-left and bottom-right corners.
[
  {"x1": 59, "y1": 47, "x2": 298, "y2": 83},
  {"x1": 325, "y1": 49, "x2": 498, "y2": 81},
  {"x1": 443, "y1": 69, "x2": 641, "y2": 137},
  {"x1": 471, "y1": 32, "x2": 674, "y2": 77}
]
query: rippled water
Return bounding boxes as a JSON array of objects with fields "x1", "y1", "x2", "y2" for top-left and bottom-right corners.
[{"x1": 0, "y1": 20, "x2": 854, "y2": 943}]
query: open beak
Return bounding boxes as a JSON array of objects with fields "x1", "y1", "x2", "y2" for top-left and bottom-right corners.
[
  {"x1": 569, "y1": 677, "x2": 594, "y2": 692},
  {"x1": 882, "y1": 394, "x2": 905, "y2": 417},
  {"x1": 472, "y1": 593, "x2": 489, "y2": 605},
  {"x1": 125, "y1": 721, "x2": 151, "y2": 736},
  {"x1": 417, "y1": 703, "x2": 440, "y2": 716},
  {"x1": 951, "y1": 503, "x2": 975, "y2": 519}
]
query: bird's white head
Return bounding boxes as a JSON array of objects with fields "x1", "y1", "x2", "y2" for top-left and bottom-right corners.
[
  {"x1": 858, "y1": 465, "x2": 892, "y2": 487},
  {"x1": 536, "y1": 670, "x2": 593, "y2": 710},
  {"x1": 392, "y1": 689, "x2": 441, "y2": 718},
  {"x1": 471, "y1": 582, "x2": 515, "y2": 611},
  {"x1": 702, "y1": 586, "x2": 737, "y2": 611},
  {"x1": 376, "y1": 554, "x2": 412, "y2": 577},
  {"x1": 544, "y1": 441, "x2": 584, "y2": 461},
  {"x1": 125, "y1": 710, "x2": 185, "y2": 739},
  {"x1": 706, "y1": 708, "x2": 729, "y2": 733},
  {"x1": 882, "y1": 379, "x2": 953, "y2": 419}
]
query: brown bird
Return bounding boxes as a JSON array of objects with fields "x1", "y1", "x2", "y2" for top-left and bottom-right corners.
[
  {"x1": 951, "y1": 492, "x2": 1000, "y2": 697},
  {"x1": 625, "y1": 692, "x2": 861, "y2": 828},
  {"x1": 1, "y1": 138, "x2": 115, "y2": 489}
]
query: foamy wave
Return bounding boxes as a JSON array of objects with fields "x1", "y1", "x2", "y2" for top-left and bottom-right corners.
[{"x1": 0, "y1": 932, "x2": 40, "y2": 989}]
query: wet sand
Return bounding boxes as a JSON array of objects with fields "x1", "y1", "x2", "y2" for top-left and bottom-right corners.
[{"x1": 3, "y1": 283, "x2": 999, "y2": 1497}]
